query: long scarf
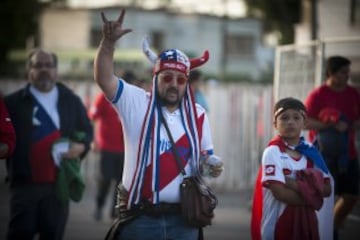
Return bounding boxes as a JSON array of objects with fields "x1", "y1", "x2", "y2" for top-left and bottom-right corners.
[{"x1": 127, "y1": 75, "x2": 201, "y2": 208}]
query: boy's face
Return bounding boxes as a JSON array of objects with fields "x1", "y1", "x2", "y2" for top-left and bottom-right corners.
[{"x1": 274, "y1": 109, "x2": 305, "y2": 144}]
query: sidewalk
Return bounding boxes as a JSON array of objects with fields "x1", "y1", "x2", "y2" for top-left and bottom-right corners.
[
  {"x1": 63, "y1": 185, "x2": 249, "y2": 240},
  {"x1": 0, "y1": 159, "x2": 249, "y2": 240}
]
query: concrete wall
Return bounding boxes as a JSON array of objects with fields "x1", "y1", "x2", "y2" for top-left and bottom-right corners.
[
  {"x1": 41, "y1": 9, "x2": 91, "y2": 50},
  {"x1": 39, "y1": 7, "x2": 274, "y2": 80}
]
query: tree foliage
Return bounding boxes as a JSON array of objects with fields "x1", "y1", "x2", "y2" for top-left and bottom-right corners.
[
  {"x1": 244, "y1": 0, "x2": 302, "y2": 44},
  {"x1": 0, "y1": 0, "x2": 66, "y2": 77},
  {"x1": 0, "y1": 0, "x2": 38, "y2": 75}
]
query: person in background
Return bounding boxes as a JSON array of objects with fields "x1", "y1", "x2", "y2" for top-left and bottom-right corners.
[
  {"x1": 251, "y1": 97, "x2": 331, "y2": 240},
  {"x1": 93, "y1": 9, "x2": 223, "y2": 240},
  {"x1": 4, "y1": 49, "x2": 93, "y2": 240},
  {"x1": 88, "y1": 72, "x2": 137, "y2": 221},
  {"x1": 188, "y1": 70, "x2": 209, "y2": 112},
  {"x1": 304, "y1": 56, "x2": 360, "y2": 239},
  {"x1": 122, "y1": 70, "x2": 150, "y2": 90},
  {"x1": 0, "y1": 96, "x2": 15, "y2": 159}
]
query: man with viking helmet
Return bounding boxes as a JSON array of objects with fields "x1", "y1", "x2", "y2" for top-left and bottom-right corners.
[{"x1": 94, "y1": 9, "x2": 224, "y2": 240}]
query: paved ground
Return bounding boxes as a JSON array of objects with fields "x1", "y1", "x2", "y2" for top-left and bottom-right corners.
[
  {"x1": 61, "y1": 187, "x2": 249, "y2": 240},
  {"x1": 0, "y1": 158, "x2": 248, "y2": 240},
  {"x1": 1, "y1": 158, "x2": 360, "y2": 240}
]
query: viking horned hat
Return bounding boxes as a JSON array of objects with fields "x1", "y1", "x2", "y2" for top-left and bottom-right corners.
[{"x1": 142, "y1": 36, "x2": 209, "y2": 76}]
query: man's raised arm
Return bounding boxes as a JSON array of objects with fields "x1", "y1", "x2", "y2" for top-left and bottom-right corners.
[{"x1": 94, "y1": 10, "x2": 132, "y2": 100}]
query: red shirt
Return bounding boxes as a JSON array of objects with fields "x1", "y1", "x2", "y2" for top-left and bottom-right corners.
[
  {"x1": 305, "y1": 84, "x2": 360, "y2": 159},
  {"x1": 89, "y1": 93, "x2": 124, "y2": 152},
  {"x1": 0, "y1": 97, "x2": 16, "y2": 158}
]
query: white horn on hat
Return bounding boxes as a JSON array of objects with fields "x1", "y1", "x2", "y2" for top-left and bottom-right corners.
[{"x1": 142, "y1": 36, "x2": 158, "y2": 64}]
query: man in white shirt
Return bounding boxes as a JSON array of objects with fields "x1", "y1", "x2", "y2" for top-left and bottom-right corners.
[{"x1": 94, "y1": 9, "x2": 223, "y2": 240}]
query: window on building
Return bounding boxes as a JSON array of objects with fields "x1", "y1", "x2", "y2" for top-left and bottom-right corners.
[
  {"x1": 151, "y1": 31, "x2": 165, "y2": 52},
  {"x1": 90, "y1": 28, "x2": 102, "y2": 48},
  {"x1": 350, "y1": 0, "x2": 359, "y2": 26},
  {"x1": 225, "y1": 34, "x2": 255, "y2": 58}
]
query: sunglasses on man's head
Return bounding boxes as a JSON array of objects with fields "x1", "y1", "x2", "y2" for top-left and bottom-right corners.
[{"x1": 160, "y1": 73, "x2": 187, "y2": 85}]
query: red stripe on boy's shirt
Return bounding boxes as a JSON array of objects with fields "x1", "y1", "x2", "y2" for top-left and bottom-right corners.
[
  {"x1": 30, "y1": 131, "x2": 61, "y2": 182},
  {"x1": 251, "y1": 136, "x2": 294, "y2": 240}
]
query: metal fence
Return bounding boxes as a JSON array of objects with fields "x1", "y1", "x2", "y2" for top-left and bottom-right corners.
[
  {"x1": 274, "y1": 36, "x2": 360, "y2": 103},
  {"x1": 206, "y1": 83, "x2": 273, "y2": 190},
  {"x1": 0, "y1": 80, "x2": 274, "y2": 191}
]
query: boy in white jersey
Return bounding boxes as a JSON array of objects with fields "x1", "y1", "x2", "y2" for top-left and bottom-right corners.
[
  {"x1": 94, "y1": 9, "x2": 224, "y2": 240},
  {"x1": 251, "y1": 97, "x2": 332, "y2": 240}
]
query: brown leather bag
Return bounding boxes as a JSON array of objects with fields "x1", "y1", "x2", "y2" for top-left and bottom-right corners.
[
  {"x1": 160, "y1": 111, "x2": 218, "y2": 227},
  {"x1": 180, "y1": 176, "x2": 217, "y2": 227}
]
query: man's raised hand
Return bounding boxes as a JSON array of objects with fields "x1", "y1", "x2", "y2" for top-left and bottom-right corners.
[{"x1": 101, "y1": 9, "x2": 132, "y2": 43}]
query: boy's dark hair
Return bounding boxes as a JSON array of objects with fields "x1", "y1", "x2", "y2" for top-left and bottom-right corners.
[
  {"x1": 326, "y1": 56, "x2": 351, "y2": 77},
  {"x1": 274, "y1": 97, "x2": 306, "y2": 119}
]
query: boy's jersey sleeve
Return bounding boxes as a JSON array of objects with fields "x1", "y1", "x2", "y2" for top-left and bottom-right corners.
[{"x1": 261, "y1": 146, "x2": 286, "y2": 186}]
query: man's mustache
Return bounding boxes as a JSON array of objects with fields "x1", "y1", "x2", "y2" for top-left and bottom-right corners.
[
  {"x1": 38, "y1": 72, "x2": 51, "y2": 80},
  {"x1": 167, "y1": 87, "x2": 178, "y2": 94}
]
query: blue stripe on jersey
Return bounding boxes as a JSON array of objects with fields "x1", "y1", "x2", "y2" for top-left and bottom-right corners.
[{"x1": 112, "y1": 79, "x2": 124, "y2": 104}]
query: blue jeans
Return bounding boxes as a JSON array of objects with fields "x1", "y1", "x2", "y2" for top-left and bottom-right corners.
[{"x1": 118, "y1": 213, "x2": 198, "y2": 240}]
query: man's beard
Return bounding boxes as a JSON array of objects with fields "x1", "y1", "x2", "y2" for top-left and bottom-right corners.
[
  {"x1": 34, "y1": 74, "x2": 55, "y2": 92},
  {"x1": 158, "y1": 95, "x2": 180, "y2": 107}
]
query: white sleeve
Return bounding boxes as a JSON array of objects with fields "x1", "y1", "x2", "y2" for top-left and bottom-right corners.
[
  {"x1": 111, "y1": 79, "x2": 149, "y2": 124},
  {"x1": 261, "y1": 146, "x2": 286, "y2": 184}
]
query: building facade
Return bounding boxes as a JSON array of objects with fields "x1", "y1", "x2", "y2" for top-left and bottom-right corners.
[{"x1": 40, "y1": 6, "x2": 274, "y2": 81}]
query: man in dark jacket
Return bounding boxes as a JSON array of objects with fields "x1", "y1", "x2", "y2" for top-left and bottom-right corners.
[{"x1": 4, "y1": 49, "x2": 93, "y2": 240}]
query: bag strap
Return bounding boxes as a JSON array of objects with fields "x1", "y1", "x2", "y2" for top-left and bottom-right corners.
[{"x1": 159, "y1": 110, "x2": 187, "y2": 176}]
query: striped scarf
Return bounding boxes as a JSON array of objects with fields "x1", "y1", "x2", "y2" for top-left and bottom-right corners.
[{"x1": 127, "y1": 75, "x2": 201, "y2": 208}]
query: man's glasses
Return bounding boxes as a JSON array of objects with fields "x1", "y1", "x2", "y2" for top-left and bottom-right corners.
[{"x1": 159, "y1": 73, "x2": 187, "y2": 85}]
